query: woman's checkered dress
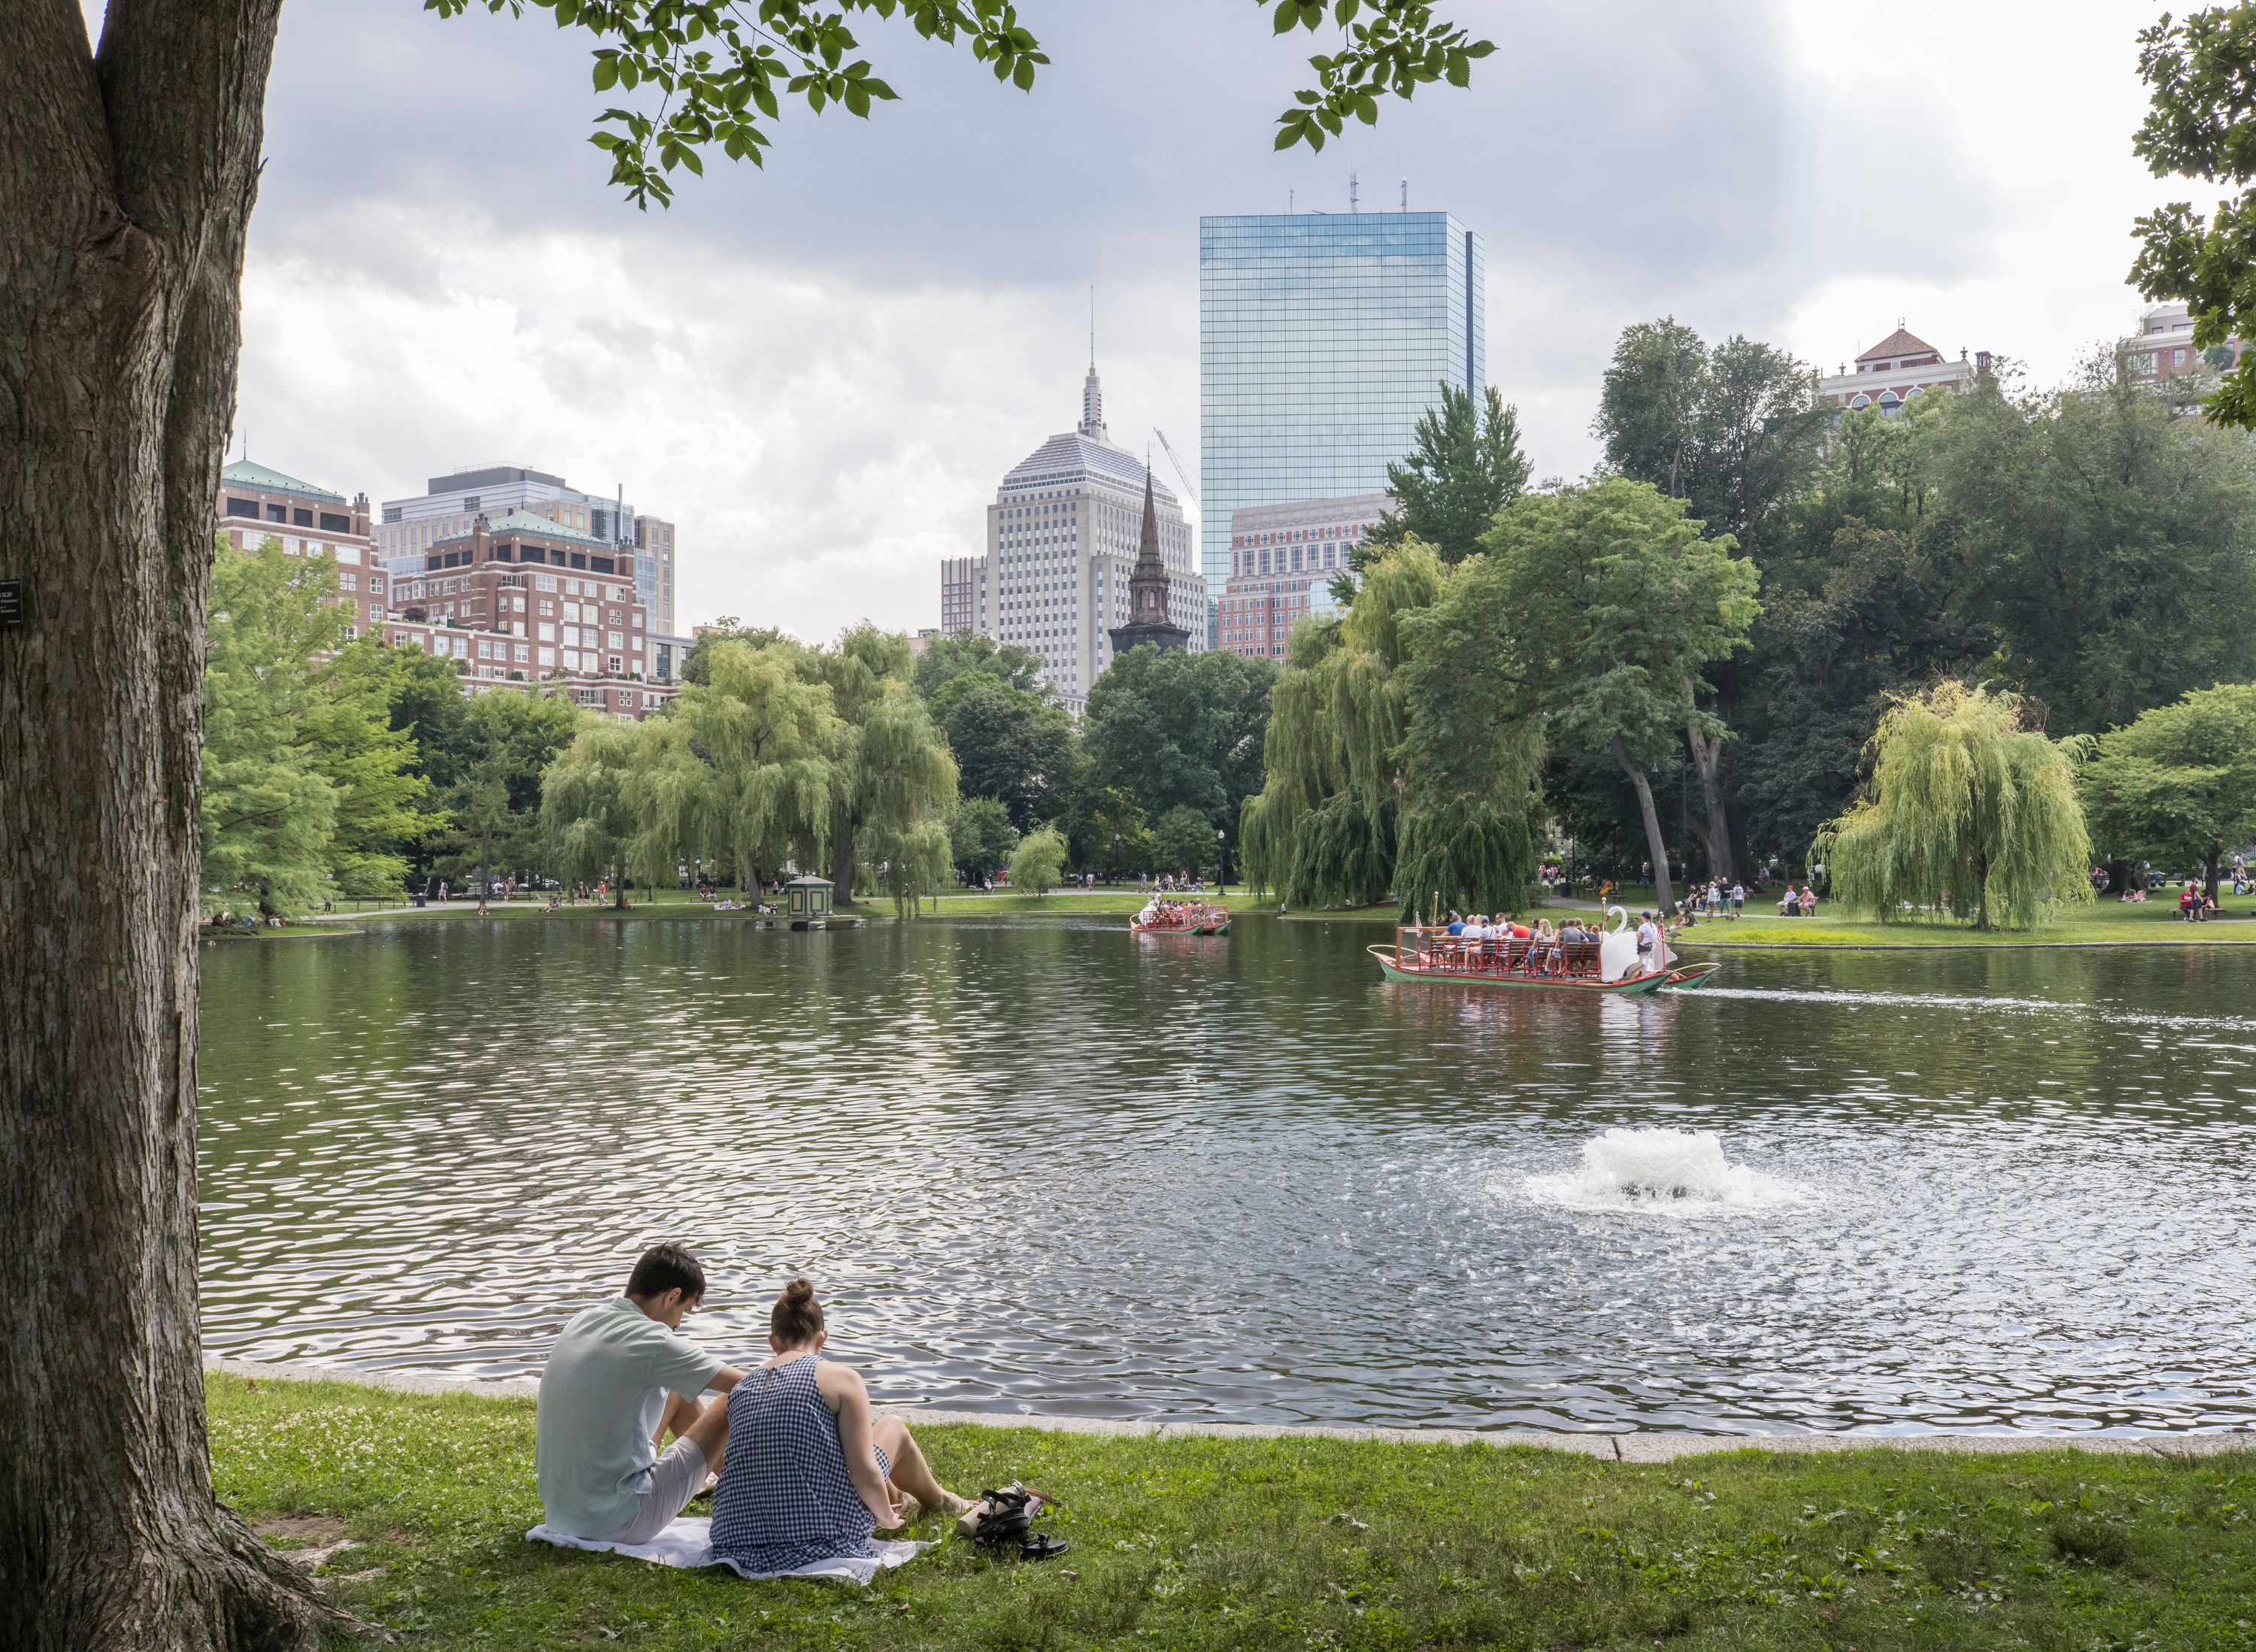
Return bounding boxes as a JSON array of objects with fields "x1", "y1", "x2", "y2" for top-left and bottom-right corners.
[{"x1": 709, "y1": 1356, "x2": 890, "y2": 1572}]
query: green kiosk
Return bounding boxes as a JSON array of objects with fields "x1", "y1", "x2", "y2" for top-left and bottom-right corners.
[{"x1": 784, "y1": 874, "x2": 832, "y2": 931}]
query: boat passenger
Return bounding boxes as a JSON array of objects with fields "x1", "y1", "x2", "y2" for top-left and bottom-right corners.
[
  {"x1": 1635, "y1": 910, "x2": 1660, "y2": 970},
  {"x1": 1557, "y1": 917, "x2": 1587, "y2": 974},
  {"x1": 1533, "y1": 918, "x2": 1560, "y2": 975}
]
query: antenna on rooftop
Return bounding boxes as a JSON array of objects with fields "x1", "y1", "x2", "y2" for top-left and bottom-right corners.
[
  {"x1": 1349, "y1": 171, "x2": 1359, "y2": 212},
  {"x1": 1401, "y1": 178, "x2": 1408, "y2": 211},
  {"x1": 1288, "y1": 187, "x2": 1294, "y2": 214},
  {"x1": 1088, "y1": 284, "x2": 1096, "y2": 369}
]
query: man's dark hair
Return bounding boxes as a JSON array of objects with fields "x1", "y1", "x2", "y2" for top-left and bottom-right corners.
[{"x1": 625, "y1": 1242, "x2": 706, "y2": 1305}]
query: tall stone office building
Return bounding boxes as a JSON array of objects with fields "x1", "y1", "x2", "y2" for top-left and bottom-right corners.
[
  {"x1": 1197, "y1": 210, "x2": 1485, "y2": 637},
  {"x1": 947, "y1": 359, "x2": 1201, "y2": 716}
]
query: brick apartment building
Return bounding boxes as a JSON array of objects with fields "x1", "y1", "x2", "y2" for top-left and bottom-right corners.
[
  {"x1": 215, "y1": 459, "x2": 390, "y2": 636},
  {"x1": 1217, "y1": 493, "x2": 1388, "y2": 660},
  {"x1": 383, "y1": 509, "x2": 677, "y2": 720}
]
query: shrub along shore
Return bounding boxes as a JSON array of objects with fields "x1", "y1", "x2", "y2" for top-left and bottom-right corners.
[{"x1": 208, "y1": 1360, "x2": 2251, "y2": 1652}]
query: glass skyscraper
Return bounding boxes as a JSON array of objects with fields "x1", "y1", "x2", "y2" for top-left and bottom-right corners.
[{"x1": 1197, "y1": 211, "x2": 1485, "y2": 607}]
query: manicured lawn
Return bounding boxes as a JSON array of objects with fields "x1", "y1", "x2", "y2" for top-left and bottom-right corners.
[
  {"x1": 209, "y1": 1376, "x2": 2255, "y2": 1651},
  {"x1": 1682, "y1": 899, "x2": 2256, "y2": 948}
]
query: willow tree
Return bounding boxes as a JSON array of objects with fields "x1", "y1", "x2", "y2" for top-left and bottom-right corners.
[
  {"x1": 681, "y1": 637, "x2": 838, "y2": 893},
  {"x1": 1818, "y1": 682, "x2": 2091, "y2": 930},
  {"x1": 803, "y1": 627, "x2": 957, "y2": 908},
  {"x1": 856, "y1": 692, "x2": 960, "y2": 913},
  {"x1": 541, "y1": 719, "x2": 648, "y2": 905},
  {"x1": 1240, "y1": 543, "x2": 1448, "y2": 906},
  {"x1": 1480, "y1": 480, "x2": 1759, "y2": 914},
  {"x1": 2, "y1": 5, "x2": 1488, "y2": 1644},
  {"x1": 1393, "y1": 556, "x2": 1548, "y2": 920}
]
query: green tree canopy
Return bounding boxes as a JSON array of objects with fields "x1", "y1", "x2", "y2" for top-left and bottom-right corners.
[
  {"x1": 2133, "y1": 4, "x2": 2256, "y2": 427},
  {"x1": 1594, "y1": 319, "x2": 1826, "y2": 556},
  {"x1": 426, "y1": 687, "x2": 587, "y2": 890},
  {"x1": 948, "y1": 796, "x2": 1017, "y2": 880},
  {"x1": 1082, "y1": 644, "x2": 1277, "y2": 881},
  {"x1": 1008, "y1": 823, "x2": 1068, "y2": 897},
  {"x1": 1818, "y1": 682, "x2": 2092, "y2": 931},
  {"x1": 201, "y1": 544, "x2": 441, "y2": 913},
  {"x1": 1924, "y1": 353, "x2": 2256, "y2": 733},
  {"x1": 304, "y1": 641, "x2": 450, "y2": 899},
  {"x1": 935, "y1": 672, "x2": 1079, "y2": 832},
  {"x1": 1479, "y1": 480, "x2": 1760, "y2": 914},
  {"x1": 680, "y1": 617, "x2": 786, "y2": 686},
  {"x1": 681, "y1": 636, "x2": 840, "y2": 890},
  {"x1": 804, "y1": 626, "x2": 958, "y2": 905},
  {"x1": 1151, "y1": 804, "x2": 1220, "y2": 881},
  {"x1": 200, "y1": 544, "x2": 346, "y2": 915},
  {"x1": 1242, "y1": 543, "x2": 1446, "y2": 907},
  {"x1": 914, "y1": 631, "x2": 1046, "y2": 705},
  {"x1": 1353, "y1": 382, "x2": 1530, "y2": 576},
  {"x1": 2081, "y1": 681, "x2": 2256, "y2": 897}
]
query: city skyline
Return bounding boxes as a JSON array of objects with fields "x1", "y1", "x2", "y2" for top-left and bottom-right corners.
[{"x1": 224, "y1": 0, "x2": 2193, "y2": 645}]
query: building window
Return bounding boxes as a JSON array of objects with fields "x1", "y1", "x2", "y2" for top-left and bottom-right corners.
[{"x1": 265, "y1": 504, "x2": 287, "y2": 523}]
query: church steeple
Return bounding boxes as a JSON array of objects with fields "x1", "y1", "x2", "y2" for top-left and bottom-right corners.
[
  {"x1": 1108, "y1": 462, "x2": 1190, "y2": 657},
  {"x1": 1078, "y1": 287, "x2": 1107, "y2": 441}
]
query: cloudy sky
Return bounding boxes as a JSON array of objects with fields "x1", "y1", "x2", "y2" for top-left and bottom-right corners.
[{"x1": 208, "y1": 0, "x2": 2184, "y2": 638}]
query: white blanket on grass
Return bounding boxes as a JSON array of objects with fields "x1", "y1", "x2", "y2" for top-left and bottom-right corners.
[{"x1": 527, "y1": 1517, "x2": 926, "y2": 1586}]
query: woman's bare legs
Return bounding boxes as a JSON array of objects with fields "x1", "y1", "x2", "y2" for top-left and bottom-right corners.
[{"x1": 870, "y1": 1415, "x2": 971, "y2": 1516}]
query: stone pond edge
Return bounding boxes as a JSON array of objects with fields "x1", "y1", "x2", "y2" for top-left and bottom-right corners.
[{"x1": 203, "y1": 1357, "x2": 2251, "y2": 1466}]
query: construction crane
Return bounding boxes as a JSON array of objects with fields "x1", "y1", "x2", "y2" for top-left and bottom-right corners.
[{"x1": 1151, "y1": 427, "x2": 1199, "y2": 508}]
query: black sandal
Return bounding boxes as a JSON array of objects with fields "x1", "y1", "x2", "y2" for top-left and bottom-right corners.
[{"x1": 962, "y1": 1484, "x2": 1068, "y2": 1562}]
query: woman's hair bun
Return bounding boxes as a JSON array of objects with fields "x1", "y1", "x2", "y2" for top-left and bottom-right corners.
[{"x1": 771, "y1": 1276, "x2": 825, "y2": 1344}]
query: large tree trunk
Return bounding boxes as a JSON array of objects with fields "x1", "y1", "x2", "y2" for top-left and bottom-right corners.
[
  {"x1": 1611, "y1": 737, "x2": 1675, "y2": 915},
  {"x1": 830, "y1": 811, "x2": 859, "y2": 907},
  {"x1": 1682, "y1": 681, "x2": 1734, "y2": 882},
  {"x1": 2, "y1": 3, "x2": 331, "y2": 1647}
]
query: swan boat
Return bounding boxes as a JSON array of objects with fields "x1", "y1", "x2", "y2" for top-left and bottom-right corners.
[
  {"x1": 1130, "y1": 902, "x2": 1231, "y2": 937},
  {"x1": 1368, "y1": 907, "x2": 1719, "y2": 993}
]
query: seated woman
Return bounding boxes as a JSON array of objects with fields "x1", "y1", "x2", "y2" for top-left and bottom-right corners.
[{"x1": 710, "y1": 1280, "x2": 972, "y2": 1573}]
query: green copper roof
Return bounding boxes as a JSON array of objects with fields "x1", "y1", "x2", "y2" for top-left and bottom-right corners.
[
  {"x1": 482, "y1": 509, "x2": 615, "y2": 547},
  {"x1": 220, "y1": 459, "x2": 346, "y2": 505}
]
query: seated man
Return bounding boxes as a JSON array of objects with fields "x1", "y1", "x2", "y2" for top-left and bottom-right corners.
[{"x1": 537, "y1": 1243, "x2": 744, "y2": 1543}]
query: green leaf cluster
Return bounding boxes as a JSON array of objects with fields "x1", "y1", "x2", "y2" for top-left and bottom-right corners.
[
  {"x1": 2081, "y1": 681, "x2": 2256, "y2": 895},
  {"x1": 200, "y1": 541, "x2": 445, "y2": 915},
  {"x1": 1818, "y1": 683, "x2": 2091, "y2": 932},
  {"x1": 429, "y1": 0, "x2": 1482, "y2": 210}
]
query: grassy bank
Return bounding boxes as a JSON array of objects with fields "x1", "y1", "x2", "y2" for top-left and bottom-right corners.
[
  {"x1": 211, "y1": 1376, "x2": 2254, "y2": 1651},
  {"x1": 1681, "y1": 899, "x2": 2256, "y2": 949}
]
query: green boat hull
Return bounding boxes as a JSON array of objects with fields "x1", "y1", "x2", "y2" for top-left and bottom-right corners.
[{"x1": 1370, "y1": 947, "x2": 1676, "y2": 994}]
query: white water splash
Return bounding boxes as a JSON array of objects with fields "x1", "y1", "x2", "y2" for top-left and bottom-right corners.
[{"x1": 1525, "y1": 1128, "x2": 1806, "y2": 1217}]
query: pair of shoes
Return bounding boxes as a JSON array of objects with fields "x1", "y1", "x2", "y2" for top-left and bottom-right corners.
[{"x1": 959, "y1": 1484, "x2": 1069, "y2": 1562}]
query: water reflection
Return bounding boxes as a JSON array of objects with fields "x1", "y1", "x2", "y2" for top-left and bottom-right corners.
[{"x1": 197, "y1": 918, "x2": 2256, "y2": 1433}]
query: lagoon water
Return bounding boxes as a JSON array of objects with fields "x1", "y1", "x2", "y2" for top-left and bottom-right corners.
[{"x1": 197, "y1": 915, "x2": 2256, "y2": 1434}]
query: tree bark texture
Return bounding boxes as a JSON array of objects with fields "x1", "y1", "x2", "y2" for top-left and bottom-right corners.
[
  {"x1": 0, "y1": 2, "x2": 329, "y2": 1646},
  {"x1": 1611, "y1": 736, "x2": 1675, "y2": 916},
  {"x1": 1682, "y1": 722, "x2": 1733, "y2": 883},
  {"x1": 1679, "y1": 677, "x2": 1733, "y2": 884}
]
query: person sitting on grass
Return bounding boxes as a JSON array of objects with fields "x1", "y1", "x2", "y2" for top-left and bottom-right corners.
[
  {"x1": 536, "y1": 1243, "x2": 744, "y2": 1544},
  {"x1": 710, "y1": 1279, "x2": 972, "y2": 1574}
]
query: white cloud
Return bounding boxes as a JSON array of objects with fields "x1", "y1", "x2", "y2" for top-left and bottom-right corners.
[{"x1": 229, "y1": 0, "x2": 2200, "y2": 638}]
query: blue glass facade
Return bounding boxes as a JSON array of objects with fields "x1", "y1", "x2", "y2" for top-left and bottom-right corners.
[{"x1": 1198, "y1": 212, "x2": 1485, "y2": 605}]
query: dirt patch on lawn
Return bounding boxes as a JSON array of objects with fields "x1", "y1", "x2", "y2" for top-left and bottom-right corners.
[{"x1": 256, "y1": 1514, "x2": 350, "y2": 1542}]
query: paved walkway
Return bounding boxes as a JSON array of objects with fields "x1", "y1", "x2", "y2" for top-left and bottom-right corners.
[{"x1": 202, "y1": 1356, "x2": 2248, "y2": 1464}]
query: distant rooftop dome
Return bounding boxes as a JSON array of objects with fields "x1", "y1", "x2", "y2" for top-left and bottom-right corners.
[
  {"x1": 1857, "y1": 326, "x2": 1940, "y2": 364},
  {"x1": 221, "y1": 458, "x2": 345, "y2": 505},
  {"x1": 1001, "y1": 432, "x2": 1177, "y2": 510}
]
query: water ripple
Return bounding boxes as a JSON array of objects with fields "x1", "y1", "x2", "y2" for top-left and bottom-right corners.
[{"x1": 196, "y1": 920, "x2": 2256, "y2": 1433}]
